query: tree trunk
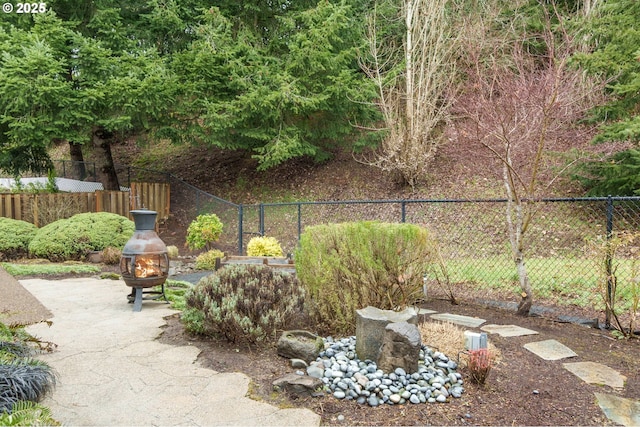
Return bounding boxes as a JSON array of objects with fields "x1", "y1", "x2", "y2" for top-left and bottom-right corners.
[
  {"x1": 504, "y1": 160, "x2": 533, "y2": 316},
  {"x1": 68, "y1": 141, "x2": 87, "y2": 180},
  {"x1": 514, "y1": 252, "x2": 533, "y2": 315},
  {"x1": 91, "y1": 126, "x2": 120, "y2": 191}
]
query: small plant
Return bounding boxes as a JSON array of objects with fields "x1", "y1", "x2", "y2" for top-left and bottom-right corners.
[
  {"x1": 0, "y1": 322, "x2": 57, "y2": 416},
  {"x1": 166, "y1": 245, "x2": 180, "y2": 259},
  {"x1": 247, "y1": 236, "x2": 284, "y2": 257},
  {"x1": 101, "y1": 247, "x2": 122, "y2": 265},
  {"x1": 467, "y1": 348, "x2": 494, "y2": 385},
  {"x1": 0, "y1": 360, "x2": 57, "y2": 412},
  {"x1": 183, "y1": 264, "x2": 306, "y2": 344},
  {"x1": 195, "y1": 249, "x2": 225, "y2": 270},
  {"x1": 587, "y1": 232, "x2": 640, "y2": 338},
  {"x1": 0, "y1": 400, "x2": 60, "y2": 426},
  {"x1": 157, "y1": 280, "x2": 192, "y2": 311},
  {"x1": 185, "y1": 214, "x2": 223, "y2": 251}
]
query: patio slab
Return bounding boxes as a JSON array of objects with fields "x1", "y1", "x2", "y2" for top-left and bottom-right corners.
[
  {"x1": 523, "y1": 339, "x2": 577, "y2": 361},
  {"x1": 564, "y1": 362, "x2": 627, "y2": 389},
  {"x1": 595, "y1": 393, "x2": 640, "y2": 427},
  {"x1": 430, "y1": 313, "x2": 486, "y2": 328},
  {"x1": 481, "y1": 324, "x2": 539, "y2": 337}
]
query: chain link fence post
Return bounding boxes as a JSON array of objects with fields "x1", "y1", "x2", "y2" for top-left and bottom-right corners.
[
  {"x1": 238, "y1": 204, "x2": 244, "y2": 255},
  {"x1": 605, "y1": 195, "x2": 614, "y2": 329},
  {"x1": 259, "y1": 203, "x2": 265, "y2": 236}
]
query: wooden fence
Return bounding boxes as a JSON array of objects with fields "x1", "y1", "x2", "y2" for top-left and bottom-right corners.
[{"x1": 0, "y1": 182, "x2": 169, "y2": 227}]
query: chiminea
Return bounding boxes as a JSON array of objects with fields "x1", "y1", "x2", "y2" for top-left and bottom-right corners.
[{"x1": 120, "y1": 210, "x2": 169, "y2": 311}]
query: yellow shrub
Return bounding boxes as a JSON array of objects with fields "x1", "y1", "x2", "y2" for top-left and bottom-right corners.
[
  {"x1": 166, "y1": 245, "x2": 180, "y2": 259},
  {"x1": 247, "y1": 236, "x2": 283, "y2": 257},
  {"x1": 195, "y1": 249, "x2": 225, "y2": 270}
]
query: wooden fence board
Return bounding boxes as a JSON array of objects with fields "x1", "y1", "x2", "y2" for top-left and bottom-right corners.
[
  {"x1": 0, "y1": 182, "x2": 169, "y2": 226},
  {"x1": 130, "y1": 182, "x2": 170, "y2": 219}
]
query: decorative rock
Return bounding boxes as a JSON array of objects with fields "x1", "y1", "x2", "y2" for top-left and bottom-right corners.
[
  {"x1": 377, "y1": 322, "x2": 421, "y2": 374},
  {"x1": 291, "y1": 358, "x2": 308, "y2": 368},
  {"x1": 277, "y1": 330, "x2": 324, "y2": 363},
  {"x1": 355, "y1": 306, "x2": 418, "y2": 363},
  {"x1": 307, "y1": 364, "x2": 325, "y2": 379},
  {"x1": 334, "y1": 391, "x2": 346, "y2": 399},
  {"x1": 273, "y1": 373, "x2": 323, "y2": 398},
  {"x1": 313, "y1": 335, "x2": 464, "y2": 407},
  {"x1": 367, "y1": 395, "x2": 380, "y2": 407}
]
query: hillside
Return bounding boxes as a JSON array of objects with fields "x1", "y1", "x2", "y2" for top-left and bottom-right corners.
[{"x1": 110, "y1": 136, "x2": 583, "y2": 204}]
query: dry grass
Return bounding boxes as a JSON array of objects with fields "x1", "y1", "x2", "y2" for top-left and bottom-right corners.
[{"x1": 418, "y1": 320, "x2": 501, "y2": 366}]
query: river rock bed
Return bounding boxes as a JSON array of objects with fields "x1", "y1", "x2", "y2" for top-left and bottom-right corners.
[{"x1": 309, "y1": 336, "x2": 464, "y2": 406}]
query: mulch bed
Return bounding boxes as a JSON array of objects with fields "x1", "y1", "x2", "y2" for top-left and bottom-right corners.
[{"x1": 158, "y1": 297, "x2": 640, "y2": 426}]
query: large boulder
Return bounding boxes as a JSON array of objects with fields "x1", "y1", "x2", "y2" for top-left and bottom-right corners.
[
  {"x1": 355, "y1": 306, "x2": 418, "y2": 363},
  {"x1": 277, "y1": 330, "x2": 324, "y2": 364},
  {"x1": 377, "y1": 321, "x2": 422, "y2": 374}
]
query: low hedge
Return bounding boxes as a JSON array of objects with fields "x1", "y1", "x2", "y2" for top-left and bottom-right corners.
[
  {"x1": 0, "y1": 218, "x2": 38, "y2": 260},
  {"x1": 28, "y1": 212, "x2": 135, "y2": 262}
]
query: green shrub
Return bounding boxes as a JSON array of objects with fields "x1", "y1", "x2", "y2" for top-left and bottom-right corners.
[
  {"x1": 247, "y1": 236, "x2": 284, "y2": 257},
  {"x1": 0, "y1": 218, "x2": 38, "y2": 261},
  {"x1": 183, "y1": 264, "x2": 306, "y2": 344},
  {"x1": 295, "y1": 221, "x2": 436, "y2": 334},
  {"x1": 27, "y1": 212, "x2": 134, "y2": 262},
  {"x1": 195, "y1": 249, "x2": 225, "y2": 270},
  {"x1": 185, "y1": 214, "x2": 223, "y2": 250}
]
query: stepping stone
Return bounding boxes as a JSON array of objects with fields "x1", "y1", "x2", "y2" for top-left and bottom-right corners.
[
  {"x1": 594, "y1": 393, "x2": 640, "y2": 427},
  {"x1": 523, "y1": 339, "x2": 577, "y2": 361},
  {"x1": 430, "y1": 313, "x2": 486, "y2": 328},
  {"x1": 481, "y1": 324, "x2": 539, "y2": 337},
  {"x1": 564, "y1": 362, "x2": 627, "y2": 390}
]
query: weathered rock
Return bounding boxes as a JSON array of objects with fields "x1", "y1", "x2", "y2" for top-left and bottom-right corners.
[
  {"x1": 277, "y1": 330, "x2": 324, "y2": 363},
  {"x1": 290, "y1": 358, "x2": 308, "y2": 369},
  {"x1": 377, "y1": 322, "x2": 421, "y2": 374},
  {"x1": 273, "y1": 373, "x2": 323, "y2": 398},
  {"x1": 355, "y1": 306, "x2": 418, "y2": 363}
]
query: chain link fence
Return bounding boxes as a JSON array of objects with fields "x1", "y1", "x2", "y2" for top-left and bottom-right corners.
[
  {"x1": 34, "y1": 160, "x2": 640, "y2": 326},
  {"x1": 245, "y1": 197, "x2": 640, "y2": 327}
]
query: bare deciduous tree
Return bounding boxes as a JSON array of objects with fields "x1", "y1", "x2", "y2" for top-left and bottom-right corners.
[
  {"x1": 454, "y1": 7, "x2": 608, "y2": 315},
  {"x1": 357, "y1": 0, "x2": 459, "y2": 189}
]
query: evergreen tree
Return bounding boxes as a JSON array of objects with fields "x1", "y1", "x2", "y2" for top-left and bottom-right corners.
[
  {"x1": 0, "y1": 5, "x2": 177, "y2": 187},
  {"x1": 168, "y1": 1, "x2": 380, "y2": 169},
  {"x1": 571, "y1": 0, "x2": 640, "y2": 194}
]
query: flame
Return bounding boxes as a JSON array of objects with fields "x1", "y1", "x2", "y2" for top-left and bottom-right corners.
[{"x1": 135, "y1": 256, "x2": 163, "y2": 278}]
